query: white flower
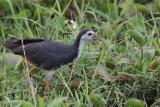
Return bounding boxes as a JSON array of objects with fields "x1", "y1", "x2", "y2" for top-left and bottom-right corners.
[{"x1": 71, "y1": 20, "x2": 74, "y2": 24}]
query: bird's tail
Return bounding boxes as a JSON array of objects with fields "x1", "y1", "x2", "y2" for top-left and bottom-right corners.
[{"x1": 3, "y1": 41, "x2": 20, "y2": 49}]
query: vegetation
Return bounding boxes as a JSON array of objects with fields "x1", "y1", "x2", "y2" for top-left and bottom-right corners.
[{"x1": 0, "y1": 0, "x2": 160, "y2": 106}]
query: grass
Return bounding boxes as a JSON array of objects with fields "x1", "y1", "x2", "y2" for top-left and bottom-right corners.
[{"x1": 0, "y1": 0, "x2": 160, "y2": 107}]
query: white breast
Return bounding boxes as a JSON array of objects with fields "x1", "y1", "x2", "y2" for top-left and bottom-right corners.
[{"x1": 73, "y1": 39, "x2": 87, "y2": 62}]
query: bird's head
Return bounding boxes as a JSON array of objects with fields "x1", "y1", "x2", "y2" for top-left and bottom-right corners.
[{"x1": 78, "y1": 29, "x2": 103, "y2": 42}]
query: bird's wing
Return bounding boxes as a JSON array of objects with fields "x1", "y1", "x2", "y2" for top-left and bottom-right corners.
[{"x1": 4, "y1": 38, "x2": 45, "y2": 49}]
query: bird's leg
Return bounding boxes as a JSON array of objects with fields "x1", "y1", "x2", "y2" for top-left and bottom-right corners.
[
  {"x1": 29, "y1": 67, "x2": 36, "y2": 77},
  {"x1": 45, "y1": 70, "x2": 56, "y2": 93},
  {"x1": 45, "y1": 80, "x2": 50, "y2": 93}
]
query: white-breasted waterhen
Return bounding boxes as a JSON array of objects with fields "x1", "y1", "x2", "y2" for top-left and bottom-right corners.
[{"x1": 4, "y1": 29, "x2": 103, "y2": 92}]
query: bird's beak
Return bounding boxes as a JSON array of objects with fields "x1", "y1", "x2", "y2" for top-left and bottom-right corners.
[{"x1": 93, "y1": 34, "x2": 104, "y2": 41}]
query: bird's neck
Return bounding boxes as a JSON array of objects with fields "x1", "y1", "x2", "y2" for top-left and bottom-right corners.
[
  {"x1": 77, "y1": 39, "x2": 87, "y2": 56},
  {"x1": 73, "y1": 38, "x2": 87, "y2": 59}
]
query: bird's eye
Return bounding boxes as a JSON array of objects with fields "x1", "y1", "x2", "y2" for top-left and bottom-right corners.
[{"x1": 88, "y1": 33, "x2": 92, "y2": 36}]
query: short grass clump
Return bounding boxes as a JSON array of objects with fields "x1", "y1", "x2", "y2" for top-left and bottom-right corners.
[{"x1": 0, "y1": 0, "x2": 160, "y2": 107}]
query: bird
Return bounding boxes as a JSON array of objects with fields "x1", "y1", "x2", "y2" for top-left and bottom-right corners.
[{"x1": 4, "y1": 29, "x2": 103, "y2": 92}]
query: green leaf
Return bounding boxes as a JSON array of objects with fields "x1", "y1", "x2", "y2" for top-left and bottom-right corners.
[
  {"x1": 155, "y1": 50, "x2": 160, "y2": 56},
  {"x1": 97, "y1": 3, "x2": 114, "y2": 13},
  {"x1": 61, "y1": 0, "x2": 72, "y2": 16},
  {"x1": 50, "y1": 7, "x2": 62, "y2": 16},
  {"x1": 116, "y1": 45, "x2": 126, "y2": 53},
  {"x1": 11, "y1": 100, "x2": 34, "y2": 107},
  {"x1": 118, "y1": 58, "x2": 130, "y2": 64},
  {"x1": 128, "y1": 30, "x2": 147, "y2": 47},
  {"x1": 78, "y1": 103, "x2": 87, "y2": 107},
  {"x1": 154, "y1": 0, "x2": 160, "y2": 11},
  {"x1": 16, "y1": 9, "x2": 32, "y2": 18},
  {"x1": 0, "y1": 0, "x2": 14, "y2": 10},
  {"x1": 47, "y1": 97, "x2": 68, "y2": 107},
  {"x1": 0, "y1": 0, "x2": 10, "y2": 9},
  {"x1": 38, "y1": 96, "x2": 45, "y2": 107},
  {"x1": 104, "y1": 56, "x2": 116, "y2": 70},
  {"x1": 128, "y1": 15, "x2": 146, "y2": 33},
  {"x1": 89, "y1": 94, "x2": 104, "y2": 107},
  {"x1": 149, "y1": 60, "x2": 160, "y2": 70},
  {"x1": 56, "y1": 0, "x2": 61, "y2": 13},
  {"x1": 135, "y1": 3, "x2": 149, "y2": 14},
  {"x1": 120, "y1": 0, "x2": 134, "y2": 16},
  {"x1": 15, "y1": 60, "x2": 24, "y2": 71},
  {"x1": 125, "y1": 98, "x2": 145, "y2": 107},
  {"x1": 73, "y1": 0, "x2": 82, "y2": 19}
]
